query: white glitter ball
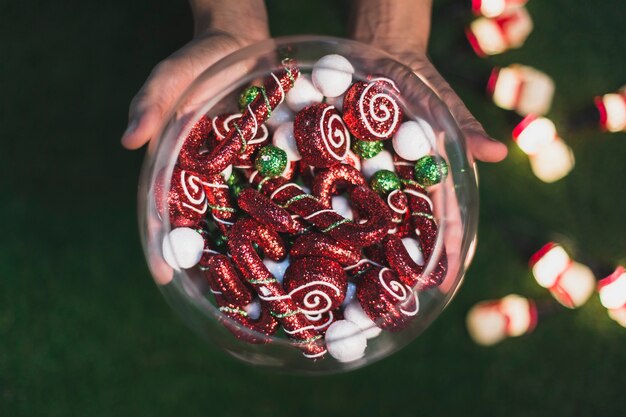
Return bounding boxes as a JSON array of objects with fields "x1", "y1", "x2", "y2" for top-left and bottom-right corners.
[
  {"x1": 392, "y1": 119, "x2": 435, "y2": 161},
  {"x1": 325, "y1": 320, "x2": 367, "y2": 363},
  {"x1": 312, "y1": 54, "x2": 354, "y2": 98},
  {"x1": 162, "y1": 227, "x2": 205, "y2": 270}
]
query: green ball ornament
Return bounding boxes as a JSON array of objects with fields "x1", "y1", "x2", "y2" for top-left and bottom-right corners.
[
  {"x1": 255, "y1": 145, "x2": 288, "y2": 178},
  {"x1": 239, "y1": 86, "x2": 261, "y2": 111},
  {"x1": 414, "y1": 156, "x2": 449, "y2": 186},
  {"x1": 370, "y1": 170, "x2": 402, "y2": 195},
  {"x1": 351, "y1": 139, "x2": 384, "y2": 159}
]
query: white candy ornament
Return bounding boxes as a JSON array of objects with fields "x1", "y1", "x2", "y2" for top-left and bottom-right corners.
[
  {"x1": 312, "y1": 54, "x2": 354, "y2": 98},
  {"x1": 272, "y1": 122, "x2": 301, "y2": 161},
  {"x1": 285, "y1": 75, "x2": 323, "y2": 112},
  {"x1": 401, "y1": 237, "x2": 425, "y2": 266},
  {"x1": 392, "y1": 119, "x2": 434, "y2": 161},
  {"x1": 325, "y1": 320, "x2": 367, "y2": 362},
  {"x1": 343, "y1": 300, "x2": 382, "y2": 339},
  {"x1": 266, "y1": 103, "x2": 294, "y2": 130},
  {"x1": 360, "y1": 149, "x2": 395, "y2": 179},
  {"x1": 162, "y1": 227, "x2": 205, "y2": 270}
]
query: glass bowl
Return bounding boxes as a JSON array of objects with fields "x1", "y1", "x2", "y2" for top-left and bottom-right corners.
[{"x1": 138, "y1": 35, "x2": 478, "y2": 374}]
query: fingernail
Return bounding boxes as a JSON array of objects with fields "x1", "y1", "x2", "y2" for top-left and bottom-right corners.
[{"x1": 121, "y1": 119, "x2": 138, "y2": 145}]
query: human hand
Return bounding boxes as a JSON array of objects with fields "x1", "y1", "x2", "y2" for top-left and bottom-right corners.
[
  {"x1": 349, "y1": 0, "x2": 508, "y2": 163},
  {"x1": 121, "y1": 0, "x2": 270, "y2": 150}
]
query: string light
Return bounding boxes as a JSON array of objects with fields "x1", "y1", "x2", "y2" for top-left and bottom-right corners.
[
  {"x1": 512, "y1": 115, "x2": 557, "y2": 155},
  {"x1": 598, "y1": 266, "x2": 626, "y2": 310},
  {"x1": 466, "y1": 7, "x2": 533, "y2": 56},
  {"x1": 529, "y1": 243, "x2": 595, "y2": 308},
  {"x1": 471, "y1": 0, "x2": 529, "y2": 18},
  {"x1": 487, "y1": 65, "x2": 555, "y2": 115},
  {"x1": 594, "y1": 87, "x2": 626, "y2": 132},
  {"x1": 466, "y1": 295, "x2": 537, "y2": 346}
]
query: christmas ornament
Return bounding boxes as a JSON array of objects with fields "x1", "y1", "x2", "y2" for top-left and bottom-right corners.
[
  {"x1": 414, "y1": 155, "x2": 449, "y2": 186},
  {"x1": 324, "y1": 320, "x2": 367, "y2": 362},
  {"x1": 255, "y1": 145, "x2": 288, "y2": 178},
  {"x1": 351, "y1": 138, "x2": 384, "y2": 159},
  {"x1": 311, "y1": 54, "x2": 354, "y2": 98},
  {"x1": 370, "y1": 169, "x2": 402, "y2": 195},
  {"x1": 162, "y1": 227, "x2": 205, "y2": 270},
  {"x1": 285, "y1": 74, "x2": 324, "y2": 112},
  {"x1": 392, "y1": 119, "x2": 434, "y2": 161}
]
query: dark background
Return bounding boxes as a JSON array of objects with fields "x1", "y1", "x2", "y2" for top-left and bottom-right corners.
[{"x1": 2, "y1": 0, "x2": 625, "y2": 415}]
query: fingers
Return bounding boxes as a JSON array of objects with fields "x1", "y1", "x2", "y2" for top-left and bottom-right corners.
[
  {"x1": 121, "y1": 34, "x2": 244, "y2": 150},
  {"x1": 412, "y1": 59, "x2": 508, "y2": 163}
]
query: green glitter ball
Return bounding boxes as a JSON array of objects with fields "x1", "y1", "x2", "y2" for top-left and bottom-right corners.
[
  {"x1": 255, "y1": 145, "x2": 288, "y2": 178},
  {"x1": 370, "y1": 170, "x2": 402, "y2": 195},
  {"x1": 351, "y1": 139, "x2": 384, "y2": 159},
  {"x1": 238, "y1": 85, "x2": 261, "y2": 111},
  {"x1": 414, "y1": 156, "x2": 449, "y2": 186}
]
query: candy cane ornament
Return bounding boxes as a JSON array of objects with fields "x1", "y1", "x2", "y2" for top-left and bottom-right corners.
[
  {"x1": 204, "y1": 254, "x2": 280, "y2": 341},
  {"x1": 180, "y1": 60, "x2": 300, "y2": 176},
  {"x1": 200, "y1": 173, "x2": 237, "y2": 234},
  {"x1": 227, "y1": 218, "x2": 326, "y2": 358}
]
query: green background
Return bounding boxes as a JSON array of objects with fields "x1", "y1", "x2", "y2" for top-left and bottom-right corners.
[{"x1": 2, "y1": 0, "x2": 625, "y2": 415}]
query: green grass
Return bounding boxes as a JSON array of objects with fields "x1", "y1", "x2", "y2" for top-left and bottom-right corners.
[{"x1": 1, "y1": 0, "x2": 625, "y2": 416}]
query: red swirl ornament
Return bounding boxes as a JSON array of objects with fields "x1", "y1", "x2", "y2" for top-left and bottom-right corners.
[
  {"x1": 155, "y1": 166, "x2": 207, "y2": 228},
  {"x1": 212, "y1": 113, "x2": 270, "y2": 169},
  {"x1": 205, "y1": 254, "x2": 279, "y2": 341},
  {"x1": 180, "y1": 60, "x2": 300, "y2": 176},
  {"x1": 342, "y1": 77, "x2": 403, "y2": 141},
  {"x1": 357, "y1": 266, "x2": 419, "y2": 331},
  {"x1": 386, "y1": 189, "x2": 410, "y2": 236},
  {"x1": 283, "y1": 257, "x2": 347, "y2": 321},
  {"x1": 227, "y1": 218, "x2": 326, "y2": 358},
  {"x1": 294, "y1": 103, "x2": 351, "y2": 168}
]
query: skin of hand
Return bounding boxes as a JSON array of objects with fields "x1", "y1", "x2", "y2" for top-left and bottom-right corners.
[
  {"x1": 349, "y1": 0, "x2": 508, "y2": 163},
  {"x1": 121, "y1": 0, "x2": 270, "y2": 150}
]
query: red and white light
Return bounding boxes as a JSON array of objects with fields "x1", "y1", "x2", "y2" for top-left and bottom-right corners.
[
  {"x1": 512, "y1": 115, "x2": 557, "y2": 155},
  {"x1": 466, "y1": 7, "x2": 533, "y2": 56},
  {"x1": 487, "y1": 65, "x2": 555, "y2": 115},
  {"x1": 595, "y1": 87, "x2": 626, "y2": 133},
  {"x1": 472, "y1": 0, "x2": 529, "y2": 18},
  {"x1": 466, "y1": 294, "x2": 537, "y2": 346},
  {"x1": 598, "y1": 266, "x2": 626, "y2": 310},
  {"x1": 529, "y1": 243, "x2": 595, "y2": 308}
]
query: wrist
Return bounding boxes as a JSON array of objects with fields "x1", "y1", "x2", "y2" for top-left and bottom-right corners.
[
  {"x1": 190, "y1": 0, "x2": 269, "y2": 42},
  {"x1": 349, "y1": 0, "x2": 432, "y2": 54}
]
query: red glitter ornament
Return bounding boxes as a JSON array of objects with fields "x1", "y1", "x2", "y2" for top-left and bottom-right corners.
[
  {"x1": 237, "y1": 188, "x2": 301, "y2": 233},
  {"x1": 180, "y1": 60, "x2": 300, "y2": 176},
  {"x1": 227, "y1": 218, "x2": 326, "y2": 358},
  {"x1": 294, "y1": 103, "x2": 351, "y2": 168},
  {"x1": 357, "y1": 266, "x2": 419, "y2": 331},
  {"x1": 205, "y1": 255, "x2": 279, "y2": 342},
  {"x1": 155, "y1": 165, "x2": 207, "y2": 228},
  {"x1": 211, "y1": 113, "x2": 270, "y2": 169},
  {"x1": 290, "y1": 232, "x2": 361, "y2": 267},
  {"x1": 342, "y1": 78, "x2": 403, "y2": 141},
  {"x1": 178, "y1": 115, "x2": 214, "y2": 173},
  {"x1": 201, "y1": 173, "x2": 237, "y2": 234},
  {"x1": 283, "y1": 256, "x2": 347, "y2": 320}
]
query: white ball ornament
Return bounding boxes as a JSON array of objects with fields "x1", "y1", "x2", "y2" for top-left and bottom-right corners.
[
  {"x1": 360, "y1": 149, "x2": 395, "y2": 179},
  {"x1": 325, "y1": 320, "x2": 367, "y2": 363},
  {"x1": 244, "y1": 298, "x2": 262, "y2": 320},
  {"x1": 312, "y1": 54, "x2": 354, "y2": 98},
  {"x1": 266, "y1": 103, "x2": 294, "y2": 130},
  {"x1": 343, "y1": 300, "x2": 382, "y2": 339},
  {"x1": 285, "y1": 74, "x2": 323, "y2": 112},
  {"x1": 262, "y1": 257, "x2": 290, "y2": 284},
  {"x1": 162, "y1": 227, "x2": 205, "y2": 270},
  {"x1": 392, "y1": 119, "x2": 435, "y2": 161},
  {"x1": 331, "y1": 195, "x2": 354, "y2": 220},
  {"x1": 401, "y1": 237, "x2": 425, "y2": 266},
  {"x1": 272, "y1": 122, "x2": 301, "y2": 161}
]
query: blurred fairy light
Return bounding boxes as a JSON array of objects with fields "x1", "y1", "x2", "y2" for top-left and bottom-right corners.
[
  {"x1": 607, "y1": 306, "x2": 626, "y2": 328},
  {"x1": 598, "y1": 266, "x2": 626, "y2": 310},
  {"x1": 594, "y1": 87, "x2": 626, "y2": 132},
  {"x1": 466, "y1": 6, "x2": 533, "y2": 56},
  {"x1": 487, "y1": 65, "x2": 555, "y2": 115},
  {"x1": 529, "y1": 243, "x2": 595, "y2": 308},
  {"x1": 466, "y1": 294, "x2": 537, "y2": 346},
  {"x1": 513, "y1": 115, "x2": 557, "y2": 155},
  {"x1": 471, "y1": 0, "x2": 529, "y2": 18}
]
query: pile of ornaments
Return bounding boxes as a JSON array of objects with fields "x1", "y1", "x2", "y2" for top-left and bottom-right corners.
[{"x1": 158, "y1": 55, "x2": 449, "y2": 362}]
